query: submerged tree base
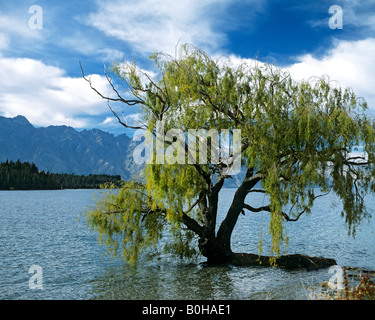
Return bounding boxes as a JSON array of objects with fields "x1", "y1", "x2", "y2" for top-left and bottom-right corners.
[{"x1": 207, "y1": 253, "x2": 336, "y2": 270}]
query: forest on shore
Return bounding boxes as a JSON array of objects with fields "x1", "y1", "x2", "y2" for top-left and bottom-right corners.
[{"x1": 0, "y1": 160, "x2": 122, "y2": 190}]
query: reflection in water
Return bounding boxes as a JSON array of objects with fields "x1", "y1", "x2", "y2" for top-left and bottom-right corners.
[
  {"x1": 90, "y1": 261, "x2": 235, "y2": 300},
  {"x1": 88, "y1": 258, "x2": 330, "y2": 300}
]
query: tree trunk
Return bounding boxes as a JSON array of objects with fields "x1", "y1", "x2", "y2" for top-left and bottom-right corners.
[
  {"x1": 197, "y1": 168, "x2": 336, "y2": 270},
  {"x1": 215, "y1": 168, "x2": 261, "y2": 258}
]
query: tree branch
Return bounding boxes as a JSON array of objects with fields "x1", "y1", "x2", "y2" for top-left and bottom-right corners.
[
  {"x1": 243, "y1": 203, "x2": 270, "y2": 213},
  {"x1": 80, "y1": 61, "x2": 145, "y2": 106},
  {"x1": 181, "y1": 212, "x2": 204, "y2": 237},
  {"x1": 248, "y1": 189, "x2": 266, "y2": 194},
  {"x1": 242, "y1": 189, "x2": 332, "y2": 222},
  {"x1": 107, "y1": 102, "x2": 148, "y2": 130}
]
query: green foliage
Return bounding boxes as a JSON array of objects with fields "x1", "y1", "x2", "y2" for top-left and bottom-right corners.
[
  {"x1": 86, "y1": 182, "x2": 161, "y2": 264},
  {"x1": 85, "y1": 180, "x2": 199, "y2": 265},
  {"x1": 85, "y1": 44, "x2": 375, "y2": 265}
]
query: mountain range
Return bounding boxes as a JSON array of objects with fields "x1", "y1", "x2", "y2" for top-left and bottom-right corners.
[{"x1": 0, "y1": 115, "x2": 142, "y2": 180}]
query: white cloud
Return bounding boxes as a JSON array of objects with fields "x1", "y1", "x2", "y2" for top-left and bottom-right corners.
[
  {"x1": 339, "y1": 0, "x2": 375, "y2": 31},
  {"x1": 101, "y1": 116, "x2": 117, "y2": 126},
  {"x1": 59, "y1": 34, "x2": 125, "y2": 63},
  {"x1": 286, "y1": 38, "x2": 375, "y2": 110},
  {"x1": 0, "y1": 57, "x2": 112, "y2": 128},
  {"x1": 215, "y1": 53, "x2": 264, "y2": 70},
  {"x1": 98, "y1": 48, "x2": 125, "y2": 62},
  {"x1": 87, "y1": 0, "x2": 231, "y2": 55},
  {"x1": 308, "y1": 0, "x2": 375, "y2": 32},
  {"x1": 0, "y1": 13, "x2": 43, "y2": 42}
]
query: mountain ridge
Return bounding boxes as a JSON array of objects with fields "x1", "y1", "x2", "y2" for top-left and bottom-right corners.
[{"x1": 0, "y1": 115, "x2": 141, "y2": 180}]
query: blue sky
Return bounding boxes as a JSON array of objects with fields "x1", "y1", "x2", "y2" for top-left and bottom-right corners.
[{"x1": 0, "y1": 0, "x2": 374, "y2": 136}]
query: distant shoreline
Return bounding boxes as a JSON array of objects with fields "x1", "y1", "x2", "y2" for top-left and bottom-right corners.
[
  {"x1": 0, "y1": 160, "x2": 122, "y2": 191},
  {"x1": 1, "y1": 187, "x2": 108, "y2": 191}
]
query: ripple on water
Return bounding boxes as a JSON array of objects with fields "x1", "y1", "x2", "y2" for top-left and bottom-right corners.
[{"x1": 0, "y1": 189, "x2": 374, "y2": 300}]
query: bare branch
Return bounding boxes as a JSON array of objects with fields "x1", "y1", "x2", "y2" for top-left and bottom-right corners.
[
  {"x1": 104, "y1": 69, "x2": 144, "y2": 106},
  {"x1": 345, "y1": 161, "x2": 369, "y2": 166},
  {"x1": 346, "y1": 156, "x2": 367, "y2": 161},
  {"x1": 243, "y1": 203, "x2": 270, "y2": 213},
  {"x1": 107, "y1": 102, "x2": 148, "y2": 130},
  {"x1": 243, "y1": 189, "x2": 332, "y2": 222},
  {"x1": 80, "y1": 61, "x2": 144, "y2": 106},
  {"x1": 181, "y1": 212, "x2": 204, "y2": 237},
  {"x1": 248, "y1": 189, "x2": 266, "y2": 194}
]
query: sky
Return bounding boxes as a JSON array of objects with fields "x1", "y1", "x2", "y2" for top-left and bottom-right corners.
[{"x1": 0, "y1": 0, "x2": 374, "y2": 136}]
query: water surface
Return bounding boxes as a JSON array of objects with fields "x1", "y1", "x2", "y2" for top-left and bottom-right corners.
[{"x1": 0, "y1": 188, "x2": 374, "y2": 300}]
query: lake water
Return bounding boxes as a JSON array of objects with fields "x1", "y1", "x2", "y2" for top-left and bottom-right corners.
[{"x1": 0, "y1": 188, "x2": 374, "y2": 300}]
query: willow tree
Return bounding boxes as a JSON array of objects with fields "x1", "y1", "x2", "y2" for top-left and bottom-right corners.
[{"x1": 82, "y1": 45, "x2": 375, "y2": 269}]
